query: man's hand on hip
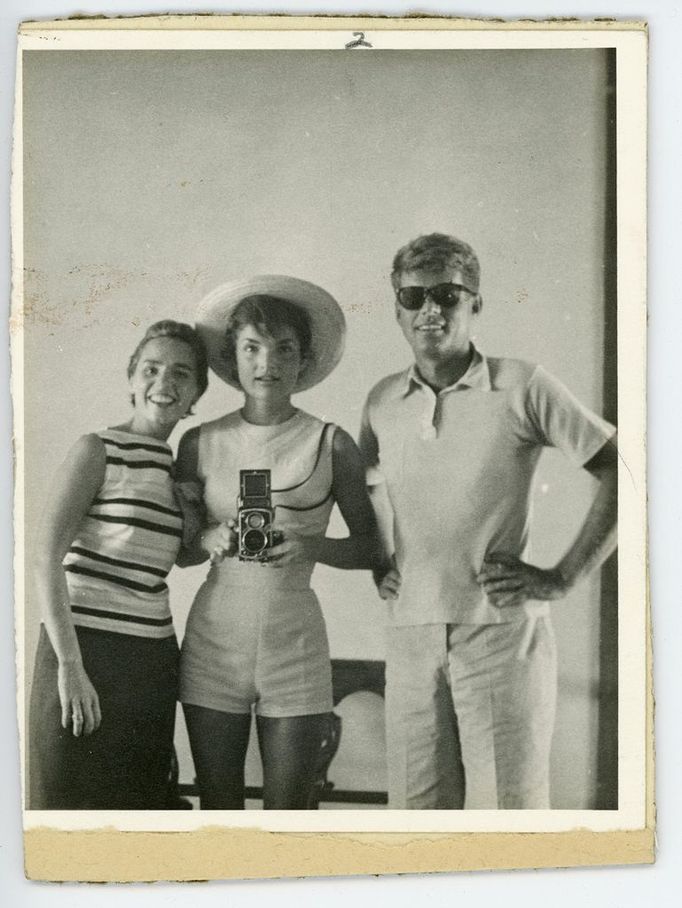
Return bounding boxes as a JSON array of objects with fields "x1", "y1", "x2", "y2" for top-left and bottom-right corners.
[
  {"x1": 477, "y1": 554, "x2": 568, "y2": 608},
  {"x1": 373, "y1": 562, "x2": 402, "y2": 600}
]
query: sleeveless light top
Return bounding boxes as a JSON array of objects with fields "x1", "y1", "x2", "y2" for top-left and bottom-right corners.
[
  {"x1": 63, "y1": 429, "x2": 183, "y2": 639},
  {"x1": 198, "y1": 409, "x2": 335, "y2": 592}
]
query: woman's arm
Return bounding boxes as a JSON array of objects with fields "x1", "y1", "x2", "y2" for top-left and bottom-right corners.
[
  {"x1": 33, "y1": 434, "x2": 105, "y2": 737},
  {"x1": 174, "y1": 428, "x2": 210, "y2": 567},
  {"x1": 175, "y1": 427, "x2": 236, "y2": 566},
  {"x1": 270, "y1": 427, "x2": 387, "y2": 571}
]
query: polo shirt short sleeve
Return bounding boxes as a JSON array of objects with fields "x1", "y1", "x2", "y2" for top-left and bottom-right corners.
[
  {"x1": 358, "y1": 351, "x2": 616, "y2": 626},
  {"x1": 523, "y1": 365, "x2": 615, "y2": 467}
]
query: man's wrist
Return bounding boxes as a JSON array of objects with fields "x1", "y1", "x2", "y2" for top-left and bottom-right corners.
[
  {"x1": 552, "y1": 563, "x2": 573, "y2": 596},
  {"x1": 373, "y1": 556, "x2": 395, "y2": 582}
]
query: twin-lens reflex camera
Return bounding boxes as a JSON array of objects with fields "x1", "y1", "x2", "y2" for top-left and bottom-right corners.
[{"x1": 238, "y1": 469, "x2": 274, "y2": 562}]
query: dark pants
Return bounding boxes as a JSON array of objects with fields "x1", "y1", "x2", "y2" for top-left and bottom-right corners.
[{"x1": 29, "y1": 624, "x2": 179, "y2": 810}]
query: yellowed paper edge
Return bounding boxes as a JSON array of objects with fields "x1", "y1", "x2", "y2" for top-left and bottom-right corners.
[
  {"x1": 24, "y1": 827, "x2": 654, "y2": 882},
  {"x1": 18, "y1": 14, "x2": 647, "y2": 33}
]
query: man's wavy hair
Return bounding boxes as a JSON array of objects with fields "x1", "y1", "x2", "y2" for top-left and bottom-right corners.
[{"x1": 391, "y1": 233, "x2": 481, "y2": 293}]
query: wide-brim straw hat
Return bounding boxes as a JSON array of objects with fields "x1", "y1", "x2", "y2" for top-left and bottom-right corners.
[{"x1": 195, "y1": 275, "x2": 346, "y2": 392}]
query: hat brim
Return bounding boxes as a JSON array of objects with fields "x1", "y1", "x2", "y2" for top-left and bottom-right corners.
[{"x1": 196, "y1": 275, "x2": 346, "y2": 392}]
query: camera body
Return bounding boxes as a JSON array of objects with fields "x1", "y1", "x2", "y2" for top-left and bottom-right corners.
[{"x1": 238, "y1": 469, "x2": 274, "y2": 562}]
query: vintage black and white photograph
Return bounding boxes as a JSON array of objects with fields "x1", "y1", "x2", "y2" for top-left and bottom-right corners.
[{"x1": 12, "y1": 16, "x2": 648, "y2": 875}]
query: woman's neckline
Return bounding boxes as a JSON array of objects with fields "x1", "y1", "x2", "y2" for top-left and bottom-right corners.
[
  {"x1": 104, "y1": 426, "x2": 171, "y2": 446},
  {"x1": 238, "y1": 407, "x2": 302, "y2": 429}
]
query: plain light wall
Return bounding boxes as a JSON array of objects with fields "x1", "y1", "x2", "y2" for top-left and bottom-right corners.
[{"x1": 21, "y1": 48, "x2": 610, "y2": 807}]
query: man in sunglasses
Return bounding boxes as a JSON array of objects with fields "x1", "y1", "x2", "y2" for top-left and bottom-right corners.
[{"x1": 359, "y1": 232, "x2": 617, "y2": 809}]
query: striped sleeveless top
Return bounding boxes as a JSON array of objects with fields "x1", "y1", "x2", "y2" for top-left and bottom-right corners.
[{"x1": 63, "y1": 429, "x2": 183, "y2": 639}]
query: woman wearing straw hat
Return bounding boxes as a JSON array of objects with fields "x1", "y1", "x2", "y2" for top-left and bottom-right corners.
[{"x1": 177, "y1": 275, "x2": 382, "y2": 810}]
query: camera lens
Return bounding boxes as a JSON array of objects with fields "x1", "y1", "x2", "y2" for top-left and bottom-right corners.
[
  {"x1": 243, "y1": 529, "x2": 267, "y2": 554},
  {"x1": 246, "y1": 512, "x2": 265, "y2": 529}
]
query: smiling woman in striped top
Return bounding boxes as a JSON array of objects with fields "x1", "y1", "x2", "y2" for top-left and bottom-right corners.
[{"x1": 28, "y1": 320, "x2": 208, "y2": 810}]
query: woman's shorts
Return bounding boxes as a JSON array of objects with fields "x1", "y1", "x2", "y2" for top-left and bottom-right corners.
[{"x1": 179, "y1": 575, "x2": 333, "y2": 718}]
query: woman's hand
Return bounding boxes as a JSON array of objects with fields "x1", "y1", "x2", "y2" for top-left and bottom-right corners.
[
  {"x1": 174, "y1": 481, "x2": 204, "y2": 506},
  {"x1": 174, "y1": 481, "x2": 207, "y2": 548},
  {"x1": 201, "y1": 520, "x2": 238, "y2": 564},
  {"x1": 58, "y1": 661, "x2": 102, "y2": 737}
]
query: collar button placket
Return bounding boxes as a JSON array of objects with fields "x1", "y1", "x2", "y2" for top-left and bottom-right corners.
[{"x1": 421, "y1": 392, "x2": 438, "y2": 440}]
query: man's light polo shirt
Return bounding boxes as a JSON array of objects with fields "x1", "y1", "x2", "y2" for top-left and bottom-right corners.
[{"x1": 359, "y1": 348, "x2": 616, "y2": 626}]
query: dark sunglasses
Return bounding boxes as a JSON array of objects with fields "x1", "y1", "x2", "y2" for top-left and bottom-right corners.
[{"x1": 396, "y1": 282, "x2": 476, "y2": 311}]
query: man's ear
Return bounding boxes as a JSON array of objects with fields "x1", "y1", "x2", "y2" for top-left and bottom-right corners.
[{"x1": 473, "y1": 294, "x2": 483, "y2": 315}]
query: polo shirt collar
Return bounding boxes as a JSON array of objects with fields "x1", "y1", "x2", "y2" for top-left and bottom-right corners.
[{"x1": 402, "y1": 344, "x2": 492, "y2": 396}]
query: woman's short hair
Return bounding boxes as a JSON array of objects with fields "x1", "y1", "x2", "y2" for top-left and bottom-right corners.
[
  {"x1": 391, "y1": 233, "x2": 481, "y2": 292},
  {"x1": 127, "y1": 320, "x2": 209, "y2": 397},
  {"x1": 222, "y1": 295, "x2": 313, "y2": 386}
]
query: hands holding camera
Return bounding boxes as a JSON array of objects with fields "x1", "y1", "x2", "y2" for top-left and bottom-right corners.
[
  {"x1": 200, "y1": 520, "x2": 238, "y2": 564},
  {"x1": 199, "y1": 521, "x2": 317, "y2": 567}
]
